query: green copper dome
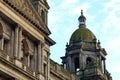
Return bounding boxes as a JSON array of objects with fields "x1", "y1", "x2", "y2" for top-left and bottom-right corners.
[
  {"x1": 69, "y1": 10, "x2": 96, "y2": 44},
  {"x1": 70, "y1": 25, "x2": 96, "y2": 44}
]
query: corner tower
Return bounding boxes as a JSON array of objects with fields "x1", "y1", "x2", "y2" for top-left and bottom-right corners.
[{"x1": 61, "y1": 10, "x2": 112, "y2": 80}]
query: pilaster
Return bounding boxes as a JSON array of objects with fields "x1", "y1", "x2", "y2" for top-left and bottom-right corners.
[
  {"x1": 37, "y1": 42, "x2": 42, "y2": 80},
  {"x1": 71, "y1": 57, "x2": 75, "y2": 72},
  {"x1": 68, "y1": 55, "x2": 72, "y2": 71},
  {"x1": 103, "y1": 60, "x2": 106, "y2": 74},
  {"x1": 18, "y1": 27, "x2": 22, "y2": 59},
  {"x1": 0, "y1": 37, "x2": 4, "y2": 50},
  {"x1": 41, "y1": 43, "x2": 44, "y2": 74},
  {"x1": 99, "y1": 56, "x2": 102, "y2": 68},
  {"x1": 10, "y1": 31, "x2": 14, "y2": 57},
  {"x1": 79, "y1": 52, "x2": 81, "y2": 69},
  {"x1": 14, "y1": 25, "x2": 19, "y2": 59},
  {"x1": 47, "y1": 57, "x2": 50, "y2": 80}
]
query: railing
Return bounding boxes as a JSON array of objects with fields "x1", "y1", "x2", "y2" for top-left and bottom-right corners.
[
  {"x1": 76, "y1": 66, "x2": 105, "y2": 79},
  {"x1": 0, "y1": 49, "x2": 36, "y2": 77},
  {"x1": 0, "y1": 49, "x2": 7, "y2": 59},
  {"x1": 0, "y1": 49, "x2": 14, "y2": 63},
  {"x1": 50, "y1": 59, "x2": 76, "y2": 79},
  {"x1": 77, "y1": 67, "x2": 96, "y2": 77}
]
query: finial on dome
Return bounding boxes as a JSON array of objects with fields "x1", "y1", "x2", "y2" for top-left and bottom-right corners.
[
  {"x1": 78, "y1": 10, "x2": 86, "y2": 27},
  {"x1": 81, "y1": 10, "x2": 83, "y2": 15},
  {"x1": 66, "y1": 42, "x2": 69, "y2": 47}
]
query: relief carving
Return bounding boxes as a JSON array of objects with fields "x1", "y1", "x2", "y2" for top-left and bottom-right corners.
[
  {"x1": 6, "y1": 0, "x2": 38, "y2": 24},
  {"x1": 3, "y1": 0, "x2": 50, "y2": 35}
]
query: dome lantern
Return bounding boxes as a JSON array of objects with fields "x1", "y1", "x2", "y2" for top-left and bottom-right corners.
[{"x1": 78, "y1": 10, "x2": 86, "y2": 27}]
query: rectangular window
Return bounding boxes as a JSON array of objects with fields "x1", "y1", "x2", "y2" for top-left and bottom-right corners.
[
  {"x1": 43, "y1": 63, "x2": 47, "y2": 76},
  {"x1": 74, "y1": 57, "x2": 80, "y2": 71},
  {"x1": 3, "y1": 39, "x2": 9, "y2": 53}
]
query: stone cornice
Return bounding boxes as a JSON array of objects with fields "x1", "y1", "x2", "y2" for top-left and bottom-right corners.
[
  {"x1": 39, "y1": 0, "x2": 50, "y2": 9},
  {"x1": 2, "y1": 0, "x2": 50, "y2": 35}
]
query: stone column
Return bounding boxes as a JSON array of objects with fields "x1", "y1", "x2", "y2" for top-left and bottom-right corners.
[
  {"x1": 80, "y1": 51, "x2": 84, "y2": 70},
  {"x1": 103, "y1": 60, "x2": 106, "y2": 74},
  {"x1": 41, "y1": 43, "x2": 44, "y2": 74},
  {"x1": 38, "y1": 42, "x2": 42, "y2": 74},
  {"x1": 68, "y1": 55, "x2": 72, "y2": 71},
  {"x1": 0, "y1": 38, "x2": 4, "y2": 50},
  {"x1": 10, "y1": 31, "x2": 14, "y2": 57},
  {"x1": 28, "y1": 54, "x2": 30, "y2": 67},
  {"x1": 18, "y1": 27, "x2": 22, "y2": 59},
  {"x1": 70, "y1": 57, "x2": 73, "y2": 71},
  {"x1": 99, "y1": 56, "x2": 102, "y2": 68},
  {"x1": 79, "y1": 53, "x2": 81, "y2": 70},
  {"x1": 14, "y1": 26, "x2": 19, "y2": 59},
  {"x1": 47, "y1": 57, "x2": 50, "y2": 80},
  {"x1": 34, "y1": 47, "x2": 37, "y2": 71},
  {"x1": 46, "y1": 51, "x2": 50, "y2": 80}
]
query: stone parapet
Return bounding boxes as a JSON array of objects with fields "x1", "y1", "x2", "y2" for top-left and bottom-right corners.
[
  {"x1": 50, "y1": 59, "x2": 77, "y2": 80},
  {"x1": 0, "y1": 49, "x2": 37, "y2": 80}
]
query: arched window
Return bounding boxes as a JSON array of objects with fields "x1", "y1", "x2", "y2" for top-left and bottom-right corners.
[
  {"x1": 86, "y1": 57, "x2": 92, "y2": 64},
  {"x1": 86, "y1": 57, "x2": 95, "y2": 67},
  {"x1": 74, "y1": 57, "x2": 80, "y2": 71}
]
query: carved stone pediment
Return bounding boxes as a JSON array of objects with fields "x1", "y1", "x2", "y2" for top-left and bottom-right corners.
[{"x1": 3, "y1": 0, "x2": 50, "y2": 35}]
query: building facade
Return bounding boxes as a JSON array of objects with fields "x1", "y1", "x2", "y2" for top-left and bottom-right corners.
[
  {"x1": 0, "y1": 0, "x2": 76, "y2": 80},
  {"x1": 0, "y1": 0, "x2": 111, "y2": 80}
]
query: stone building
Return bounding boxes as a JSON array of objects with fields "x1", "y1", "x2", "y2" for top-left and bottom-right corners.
[
  {"x1": 0, "y1": 0, "x2": 76, "y2": 80},
  {"x1": 61, "y1": 10, "x2": 112, "y2": 80},
  {"x1": 0, "y1": 0, "x2": 112, "y2": 80}
]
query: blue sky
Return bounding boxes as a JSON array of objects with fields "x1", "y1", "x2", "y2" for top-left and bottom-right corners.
[{"x1": 47, "y1": 0, "x2": 120, "y2": 80}]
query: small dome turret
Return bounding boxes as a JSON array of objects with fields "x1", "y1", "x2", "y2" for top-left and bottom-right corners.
[
  {"x1": 78, "y1": 10, "x2": 86, "y2": 27},
  {"x1": 69, "y1": 10, "x2": 96, "y2": 44}
]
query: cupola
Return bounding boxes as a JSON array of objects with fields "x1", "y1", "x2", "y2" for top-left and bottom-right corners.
[
  {"x1": 78, "y1": 10, "x2": 86, "y2": 26},
  {"x1": 69, "y1": 10, "x2": 96, "y2": 44}
]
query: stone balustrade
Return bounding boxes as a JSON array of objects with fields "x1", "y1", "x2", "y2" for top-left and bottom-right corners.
[
  {"x1": 50, "y1": 59, "x2": 76, "y2": 80},
  {"x1": 76, "y1": 66, "x2": 106, "y2": 79},
  {"x1": 0, "y1": 49, "x2": 36, "y2": 77}
]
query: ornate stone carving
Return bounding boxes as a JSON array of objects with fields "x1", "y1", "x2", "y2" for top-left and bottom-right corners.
[
  {"x1": 6, "y1": 0, "x2": 38, "y2": 24},
  {"x1": 3, "y1": 0, "x2": 50, "y2": 35}
]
